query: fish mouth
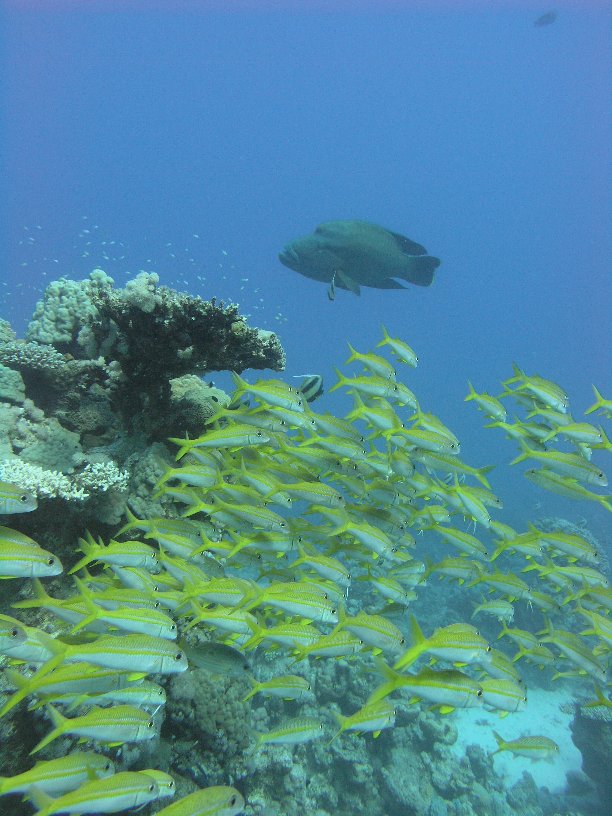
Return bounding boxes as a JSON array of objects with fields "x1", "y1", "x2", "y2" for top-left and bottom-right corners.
[{"x1": 279, "y1": 246, "x2": 301, "y2": 269}]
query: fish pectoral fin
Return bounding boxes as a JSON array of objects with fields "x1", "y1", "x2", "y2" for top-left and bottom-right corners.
[
  {"x1": 327, "y1": 271, "x2": 336, "y2": 301},
  {"x1": 335, "y1": 269, "x2": 361, "y2": 296}
]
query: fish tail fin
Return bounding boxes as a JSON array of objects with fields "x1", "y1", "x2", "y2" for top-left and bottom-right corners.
[
  {"x1": 328, "y1": 368, "x2": 347, "y2": 394},
  {"x1": 489, "y1": 543, "x2": 505, "y2": 562},
  {"x1": 30, "y1": 706, "x2": 66, "y2": 755},
  {"x1": 231, "y1": 371, "x2": 249, "y2": 397},
  {"x1": 599, "y1": 496, "x2": 612, "y2": 512},
  {"x1": 393, "y1": 614, "x2": 425, "y2": 671},
  {"x1": 242, "y1": 678, "x2": 259, "y2": 703},
  {"x1": 68, "y1": 533, "x2": 99, "y2": 575},
  {"x1": 584, "y1": 385, "x2": 604, "y2": 414},
  {"x1": 345, "y1": 343, "x2": 360, "y2": 365},
  {"x1": 465, "y1": 381, "x2": 477, "y2": 402},
  {"x1": 475, "y1": 465, "x2": 494, "y2": 488},
  {"x1": 509, "y1": 439, "x2": 533, "y2": 466},
  {"x1": 0, "y1": 668, "x2": 33, "y2": 718},
  {"x1": 331, "y1": 603, "x2": 347, "y2": 633},
  {"x1": 496, "y1": 621, "x2": 511, "y2": 640},
  {"x1": 491, "y1": 730, "x2": 506, "y2": 754},
  {"x1": 11, "y1": 577, "x2": 52, "y2": 610},
  {"x1": 116, "y1": 507, "x2": 143, "y2": 537},
  {"x1": 376, "y1": 324, "x2": 391, "y2": 348},
  {"x1": 408, "y1": 614, "x2": 425, "y2": 645},
  {"x1": 367, "y1": 681, "x2": 397, "y2": 705},
  {"x1": 175, "y1": 443, "x2": 195, "y2": 461},
  {"x1": 367, "y1": 658, "x2": 401, "y2": 703},
  {"x1": 69, "y1": 588, "x2": 99, "y2": 634},
  {"x1": 328, "y1": 713, "x2": 346, "y2": 743},
  {"x1": 29, "y1": 785, "x2": 55, "y2": 815},
  {"x1": 156, "y1": 467, "x2": 174, "y2": 487},
  {"x1": 243, "y1": 623, "x2": 265, "y2": 651},
  {"x1": 399, "y1": 255, "x2": 439, "y2": 287}
]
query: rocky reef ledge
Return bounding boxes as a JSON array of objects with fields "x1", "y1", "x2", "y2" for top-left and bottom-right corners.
[{"x1": 0, "y1": 270, "x2": 284, "y2": 538}]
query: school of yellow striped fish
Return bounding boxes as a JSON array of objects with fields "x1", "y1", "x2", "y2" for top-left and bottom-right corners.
[{"x1": 0, "y1": 325, "x2": 610, "y2": 814}]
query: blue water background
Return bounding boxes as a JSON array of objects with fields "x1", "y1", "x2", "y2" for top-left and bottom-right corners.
[{"x1": 1, "y1": 1, "x2": 610, "y2": 540}]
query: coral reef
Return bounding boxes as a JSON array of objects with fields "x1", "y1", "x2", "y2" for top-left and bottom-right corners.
[{"x1": 0, "y1": 271, "x2": 283, "y2": 544}]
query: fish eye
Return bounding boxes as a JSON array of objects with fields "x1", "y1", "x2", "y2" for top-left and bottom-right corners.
[
  {"x1": 211, "y1": 396, "x2": 218, "y2": 402},
  {"x1": 147, "y1": 720, "x2": 154, "y2": 728},
  {"x1": 168, "y1": 780, "x2": 175, "y2": 789},
  {"x1": 10, "y1": 627, "x2": 19, "y2": 637},
  {"x1": 476, "y1": 688, "x2": 483, "y2": 697},
  {"x1": 400, "y1": 638, "x2": 405, "y2": 645},
  {"x1": 256, "y1": 431, "x2": 264, "y2": 437},
  {"x1": 154, "y1": 601, "x2": 160, "y2": 608},
  {"x1": 486, "y1": 645, "x2": 492, "y2": 652},
  {"x1": 170, "y1": 624, "x2": 177, "y2": 631},
  {"x1": 20, "y1": 494, "x2": 30, "y2": 503},
  {"x1": 230, "y1": 796, "x2": 237, "y2": 806},
  {"x1": 47, "y1": 557, "x2": 55, "y2": 566},
  {"x1": 175, "y1": 651, "x2": 184, "y2": 661},
  {"x1": 331, "y1": 609, "x2": 337, "y2": 615},
  {"x1": 105, "y1": 761, "x2": 112, "y2": 770},
  {"x1": 148, "y1": 783, "x2": 155, "y2": 792}
]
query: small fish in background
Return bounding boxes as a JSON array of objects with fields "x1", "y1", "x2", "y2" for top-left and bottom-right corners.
[
  {"x1": 180, "y1": 639, "x2": 251, "y2": 677},
  {"x1": 292, "y1": 373, "x2": 324, "y2": 404},
  {"x1": 0, "y1": 481, "x2": 38, "y2": 514},
  {"x1": 491, "y1": 731, "x2": 560, "y2": 761},
  {"x1": 534, "y1": 10, "x2": 557, "y2": 27}
]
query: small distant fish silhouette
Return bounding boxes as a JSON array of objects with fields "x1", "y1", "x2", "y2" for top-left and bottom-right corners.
[{"x1": 534, "y1": 10, "x2": 557, "y2": 27}]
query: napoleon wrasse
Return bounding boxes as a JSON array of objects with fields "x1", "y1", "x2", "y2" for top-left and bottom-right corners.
[{"x1": 279, "y1": 220, "x2": 441, "y2": 299}]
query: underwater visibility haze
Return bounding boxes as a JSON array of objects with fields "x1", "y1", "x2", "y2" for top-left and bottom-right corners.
[{"x1": 0, "y1": 2, "x2": 610, "y2": 816}]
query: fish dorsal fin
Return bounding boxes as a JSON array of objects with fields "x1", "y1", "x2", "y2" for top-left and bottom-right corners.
[{"x1": 386, "y1": 230, "x2": 428, "y2": 256}]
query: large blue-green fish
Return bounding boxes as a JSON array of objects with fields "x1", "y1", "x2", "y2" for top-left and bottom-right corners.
[{"x1": 279, "y1": 220, "x2": 440, "y2": 297}]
